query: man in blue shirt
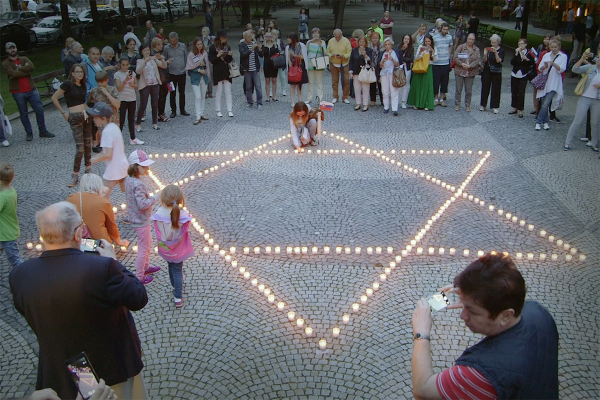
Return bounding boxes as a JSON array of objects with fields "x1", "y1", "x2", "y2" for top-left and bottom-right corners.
[{"x1": 432, "y1": 22, "x2": 453, "y2": 107}]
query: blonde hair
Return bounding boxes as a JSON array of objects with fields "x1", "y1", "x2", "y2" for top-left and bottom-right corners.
[
  {"x1": 79, "y1": 173, "x2": 104, "y2": 194},
  {"x1": 161, "y1": 185, "x2": 185, "y2": 229},
  {"x1": 352, "y1": 29, "x2": 365, "y2": 39}
]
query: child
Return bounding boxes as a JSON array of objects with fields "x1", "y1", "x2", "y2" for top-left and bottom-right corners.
[
  {"x1": 0, "y1": 163, "x2": 23, "y2": 267},
  {"x1": 125, "y1": 149, "x2": 161, "y2": 285},
  {"x1": 87, "y1": 70, "x2": 121, "y2": 149},
  {"x1": 114, "y1": 57, "x2": 142, "y2": 145},
  {"x1": 89, "y1": 102, "x2": 128, "y2": 200},
  {"x1": 151, "y1": 185, "x2": 194, "y2": 308}
]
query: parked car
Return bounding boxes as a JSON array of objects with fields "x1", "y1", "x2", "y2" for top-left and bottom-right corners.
[
  {"x1": 32, "y1": 16, "x2": 86, "y2": 45},
  {"x1": 80, "y1": 8, "x2": 122, "y2": 35},
  {"x1": 121, "y1": 6, "x2": 146, "y2": 25},
  {"x1": 0, "y1": 11, "x2": 38, "y2": 28},
  {"x1": 36, "y1": 3, "x2": 77, "y2": 19},
  {"x1": 0, "y1": 23, "x2": 37, "y2": 55}
]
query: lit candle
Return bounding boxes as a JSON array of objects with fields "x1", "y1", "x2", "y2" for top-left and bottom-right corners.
[
  {"x1": 324, "y1": 246, "x2": 330, "y2": 254},
  {"x1": 336, "y1": 246, "x2": 342, "y2": 254},
  {"x1": 239, "y1": 267, "x2": 246, "y2": 274},
  {"x1": 570, "y1": 247, "x2": 577, "y2": 255},
  {"x1": 251, "y1": 279, "x2": 258, "y2": 286},
  {"x1": 450, "y1": 248, "x2": 456, "y2": 255},
  {"x1": 563, "y1": 243, "x2": 570, "y2": 250},
  {"x1": 565, "y1": 254, "x2": 572, "y2": 261},
  {"x1": 361, "y1": 295, "x2": 368, "y2": 304},
  {"x1": 286, "y1": 247, "x2": 293, "y2": 254},
  {"x1": 312, "y1": 246, "x2": 318, "y2": 254},
  {"x1": 366, "y1": 288, "x2": 374, "y2": 297},
  {"x1": 519, "y1": 220, "x2": 526, "y2": 227},
  {"x1": 35, "y1": 244, "x2": 43, "y2": 251},
  {"x1": 244, "y1": 272, "x2": 250, "y2": 279},
  {"x1": 548, "y1": 235, "x2": 554, "y2": 242},
  {"x1": 345, "y1": 247, "x2": 351, "y2": 255},
  {"x1": 264, "y1": 288, "x2": 271, "y2": 297},
  {"x1": 277, "y1": 302, "x2": 285, "y2": 310},
  {"x1": 527, "y1": 253, "x2": 534, "y2": 260},
  {"x1": 275, "y1": 246, "x2": 281, "y2": 254},
  {"x1": 219, "y1": 249, "x2": 226, "y2": 256},
  {"x1": 540, "y1": 230, "x2": 547, "y2": 237},
  {"x1": 385, "y1": 267, "x2": 391, "y2": 275},
  {"x1": 213, "y1": 244, "x2": 219, "y2": 251},
  {"x1": 26, "y1": 242, "x2": 33, "y2": 249},
  {"x1": 254, "y1": 246, "x2": 261, "y2": 254},
  {"x1": 376, "y1": 247, "x2": 382, "y2": 254},
  {"x1": 132, "y1": 245, "x2": 138, "y2": 252},
  {"x1": 401, "y1": 250, "x2": 408, "y2": 256},
  {"x1": 556, "y1": 239, "x2": 563, "y2": 246},
  {"x1": 232, "y1": 260, "x2": 238, "y2": 267},
  {"x1": 516, "y1": 252, "x2": 523, "y2": 259},
  {"x1": 112, "y1": 206, "x2": 118, "y2": 213},
  {"x1": 463, "y1": 249, "x2": 469, "y2": 257},
  {"x1": 288, "y1": 311, "x2": 295, "y2": 321},
  {"x1": 539, "y1": 253, "x2": 546, "y2": 261},
  {"x1": 319, "y1": 339, "x2": 327, "y2": 349},
  {"x1": 297, "y1": 318, "x2": 304, "y2": 327},
  {"x1": 579, "y1": 254, "x2": 586, "y2": 261},
  {"x1": 244, "y1": 247, "x2": 250, "y2": 254},
  {"x1": 428, "y1": 247, "x2": 435, "y2": 255},
  {"x1": 528, "y1": 224, "x2": 534, "y2": 231},
  {"x1": 343, "y1": 314, "x2": 350, "y2": 324},
  {"x1": 352, "y1": 303, "x2": 360, "y2": 312},
  {"x1": 389, "y1": 261, "x2": 396, "y2": 269},
  {"x1": 373, "y1": 282, "x2": 380, "y2": 291},
  {"x1": 265, "y1": 246, "x2": 272, "y2": 254},
  {"x1": 333, "y1": 327, "x2": 341, "y2": 337},
  {"x1": 512, "y1": 216, "x2": 518, "y2": 223},
  {"x1": 294, "y1": 247, "x2": 301, "y2": 255},
  {"x1": 477, "y1": 250, "x2": 484, "y2": 257},
  {"x1": 380, "y1": 273, "x2": 387, "y2": 282},
  {"x1": 387, "y1": 247, "x2": 393, "y2": 254},
  {"x1": 120, "y1": 203, "x2": 127, "y2": 210},
  {"x1": 355, "y1": 247, "x2": 361, "y2": 254},
  {"x1": 439, "y1": 247, "x2": 445, "y2": 255},
  {"x1": 258, "y1": 284, "x2": 265, "y2": 293},
  {"x1": 268, "y1": 294, "x2": 275, "y2": 302},
  {"x1": 416, "y1": 247, "x2": 423, "y2": 255},
  {"x1": 551, "y1": 254, "x2": 558, "y2": 261},
  {"x1": 396, "y1": 255, "x2": 402, "y2": 262},
  {"x1": 208, "y1": 239, "x2": 214, "y2": 245},
  {"x1": 203, "y1": 246, "x2": 209, "y2": 254}
]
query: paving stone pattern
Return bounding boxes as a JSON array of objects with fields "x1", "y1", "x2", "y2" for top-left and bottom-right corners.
[{"x1": 1, "y1": 18, "x2": 599, "y2": 399}]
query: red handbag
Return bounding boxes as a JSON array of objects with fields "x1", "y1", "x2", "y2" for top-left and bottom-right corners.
[{"x1": 288, "y1": 59, "x2": 303, "y2": 83}]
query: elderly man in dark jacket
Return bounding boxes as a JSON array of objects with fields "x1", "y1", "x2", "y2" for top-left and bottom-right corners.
[
  {"x1": 9, "y1": 201, "x2": 150, "y2": 399},
  {"x1": 239, "y1": 29, "x2": 264, "y2": 108}
]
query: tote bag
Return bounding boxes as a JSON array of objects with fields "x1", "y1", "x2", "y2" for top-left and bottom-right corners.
[
  {"x1": 271, "y1": 53, "x2": 286, "y2": 69},
  {"x1": 412, "y1": 52, "x2": 430, "y2": 74},
  {"x1": 392, "y1": 65, "x2": 407, "y2": 88},
  {"x1": 288, "y1": 59, "x2": 303, "y2": 83},
  {"x1": 228, "y1": 59, "x2": 241, "y2": 78},
  {"x1": 310, "y1": 46, "x2": 329, "y2": 70},
  {"x1": 358, "y1": 65, "x2": 376, "y2": 83},
  {"x1": 574, "y1": 68, "x2": 593, "y2": 95}
]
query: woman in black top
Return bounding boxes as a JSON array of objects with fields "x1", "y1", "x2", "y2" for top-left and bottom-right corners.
[
  {"x1": 480, "y1": 34, "x2": 505, "y2": 114},
  {"x1": 510, "y1": 38, "x2": 536, "y2": 118},
  {"x1": 51, "y1": 64, "x2": 92, "y2": 187},
  {"x1": 349, "y1": 36, "x2": 373, "y2": 111},
  {"x1": 399, "y1": 34, "x2": 414, "y2": 109},
  {"x1": 209, "y1": 30, "x2": 234, "y2": 117},
  {"x1": 262, "y1": 32, "x2": 280, "y2": 101}
]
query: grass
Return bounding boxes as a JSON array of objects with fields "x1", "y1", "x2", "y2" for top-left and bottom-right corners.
[{"x1": 0, "y1": 12, "x2": 232, "y2": 116}]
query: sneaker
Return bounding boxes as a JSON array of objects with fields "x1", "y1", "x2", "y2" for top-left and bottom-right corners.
[
  {"x1": 383, "y1": 109, "x2": 389, "y2": 114},
  {"x1": 551, "y1": 116, "x2": 562, "y2": 123},
  {"x1": 1, "y1": 140, "x2": 8, "y2": 147},
  {"x1": 26, "y1": 132, "x2": 33, "y2": 141},
  {"x1": 592, "y1": 146, "x2": 600, "y2": 152},
  {"x1": 130, "y1": 138, "x2": 144, "y2": 145},
  {"x1": 401, "y1": 103, "x2": 407, "y2": 109},
  {"x1": 228, "y1": 111, "x2": 234, "y2": 117},
  {"x1": 543, "y1": 123, "x2": 550, "y2": 130},
  {"x1": 67, "y1": 172, "x2": 78, "y2": 187},
  {"x1": 174, "y1": 298, "x2": 184, "y2": 308},
  {"x1": 141, "y1": 275, "x2": 154, "y2": 285},
  {"x1": 586, "y1": 141, "x2": 594, "y2": 147},
  {"x1": 332, "y1": 98, "x2": 338, "y2": 104},
  {"x1": 246, "y1": 103, "x2": 253, "y2": 108},
  {"x1": 493, "y1": 108, "x2": 499, "y2": 114},
  {"x1": 343, "y1": 99, "x2": 350, "y2": 104},
  {"x1": 455, "y1": 105, "x2": 460, "y2": 111},
  {"x1": 180, "y1": 111, "x2": 191, "y2": 116},
  {"x1": 193, "y1": 119, "x2": 201, "y2": 125},
  {"x1": 39, "y1": 131, "x2": 55, "y2": 138},
  {"x1": 440, "y1": 101, "x2": 447, "y2": 107},
  {"x1": 535, "y1": 124, "x2": 541, "y2": 131},
  {"x1": 465, "y1": 106, "x2": 471, "y2": 112},
  {"x1": 145, "y1": 266, "x2": 161, "y2": 275},
  {"x1": 563, "y1": 145, "x2": 570, "y2": 151},
  {"x1": 216, "y1": 111, "x2": 223, "y2": 117},
  {"x1": 141, "y1": 116, "x2": 146, "y2": 122},
  {"x1": 479, "y1": 106, "x2": 485, "y2": 112},
  {"x1": 201, "y1": 116, "x2": 209, "y2": 120},
  {"x1": 580, "y1": 137, "x2": 590, "y2": 142}
]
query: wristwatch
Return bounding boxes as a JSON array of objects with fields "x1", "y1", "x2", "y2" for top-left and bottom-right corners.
[{"x1": 414, "y1": 333, "x2": 430, "y2": 341}]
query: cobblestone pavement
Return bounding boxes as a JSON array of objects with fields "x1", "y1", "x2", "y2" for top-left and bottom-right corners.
[{"x1": 1, "y1": 9, "x2": 599, "y2": 399}]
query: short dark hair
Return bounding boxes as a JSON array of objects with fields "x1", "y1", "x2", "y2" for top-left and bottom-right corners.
[
  {"x1": 287, "y1": 32, "x2": 299, "y2": 47},
  {"x1": 126, "y1": 25, "x2": 133, "y2": 32},
  {"x1": 441, "y1": 22, "x2": 449, "y2": 29},
  {"x1": 454, "y1": 253, "x2": 527, "y2": 319},
  {"x1": 0, "y1": 162, "x2": 15, "y2": 184}
]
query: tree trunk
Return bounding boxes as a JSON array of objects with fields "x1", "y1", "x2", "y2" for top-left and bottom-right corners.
[
  {"x1": 60, "y1": 0, "x2": 71, "y2": 38},
  {"x1": 241, "y1": 0, "x2": 251, "y2": 25},
  {"x1": 89, "y1": 0, "x2": 103, "y2": 38},
  {"x1": 263, "y1": 1, "x2": 273, "y2": 17},
  {"x1": 118, "y1": 0, "x2": 127, "y2": 27},
  {"x1": 220, "y1": 0, "x2": 225, "y2": 29},
  {"x1": 554, "y1": 1, "x2": 564, "y2": 36},
  {"x1": 521, "y1": 0, "x2": 530, "y2": 38},
  {"x1": 166, "y1": 0, "x2": 174, "y2": 23},
  {"x1": 145, "y1": 0, "x2": 153, "y2": 21},
  {"x1": 187, "y1": 0, "x2": 194, "y2": 17},
  {"x1": 335, "y1": 0, "x2": 347, "y2": 29}
]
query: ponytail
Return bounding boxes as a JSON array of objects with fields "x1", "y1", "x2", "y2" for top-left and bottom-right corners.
[
  {"x1": 171, "y1": 200, "x2": 181, "y2": 229},
  {"x1": 160, "y1": 185, "x2": 185, "y2": 229}
]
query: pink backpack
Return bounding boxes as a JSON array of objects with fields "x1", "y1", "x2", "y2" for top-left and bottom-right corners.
[{"x1": 153, "y1": 220, "x2": 195, "y2": 263}]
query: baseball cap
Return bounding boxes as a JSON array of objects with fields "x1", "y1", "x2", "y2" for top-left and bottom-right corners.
[
  {"x1": 86, "y1": 102, "x2": 113, "y2": 118},
  {"x1": 5, "y1": 42, "x2": 16, "y2": 50},
  {"x1": 128, "y1": 150, "x2": 154, "y2": 167},
  {"x1": 371, "y1": 18, "x2": 377, "y2": 23}
]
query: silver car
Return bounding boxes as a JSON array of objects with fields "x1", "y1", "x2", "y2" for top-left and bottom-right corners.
[{"x1": 32, "y1": 16, "x2": 85, "y2": 45}]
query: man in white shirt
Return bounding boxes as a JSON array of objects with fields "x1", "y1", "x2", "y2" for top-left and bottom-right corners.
[
  {"x1": 89, "y1": 102, "x2": 128, "y2": 199},
  {"x1": 123, "y1": 25, "x2": 142, "y2": 52},
  {"x1": 511, "y1": 4, "x2": 524, "y2": 30},
  {"x1": 432, "y1": 22, "x2": 453, "y2": 107}
]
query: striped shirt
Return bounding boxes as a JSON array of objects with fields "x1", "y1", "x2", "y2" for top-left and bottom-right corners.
[
  {"x1": 436, "y1": 365, "x2": 498, "y2": 400},
  {"x1": 247, "y1": 43, "x2": 257, "y2": 72}
]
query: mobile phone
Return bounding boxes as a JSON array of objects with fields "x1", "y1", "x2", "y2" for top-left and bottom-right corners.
[
  {"x1": 485, "y1": 47, "x2": 493, "y2": 51},
  {"x1": 426, "y1": 292, "x2": 450, "y2": 312},
  {"x1": 65, "y1": 352, "x2": 100, "y2": 400},
  {"x1": 80, "y1": 238, "x2": 101, "y2": 253}
]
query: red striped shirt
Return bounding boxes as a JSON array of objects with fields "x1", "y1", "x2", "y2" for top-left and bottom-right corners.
[{"x1": 436, "y1": 365, "x2": 498, "y2": 400}]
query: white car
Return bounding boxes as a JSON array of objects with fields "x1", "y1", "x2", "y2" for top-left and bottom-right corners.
[{"x1": 32, "y1": 16, "x2": 85, "y2": 45}]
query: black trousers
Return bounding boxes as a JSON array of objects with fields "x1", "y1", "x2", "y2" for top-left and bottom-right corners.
[
  {"x1": 158, "y1": 79, "x2": 169, "y2": 116},
  {"x1": 370, "y1": 80, "x2": 384, "y2": 105},
  {"x1": 510, "y1": 76, "x2": 528, "y2": 111},
  {"x1": 432, "y1": 64, "x2": 450, "y2": 96},
  {"x1": 169, "y1": 73, "x2": 187, "y2": 114},
  {"x1": 120, "y1": 100, "x2": 136, "y2": 140},
  {"x1": 480, "y1": 69, "x2": 502, "y2": 109}
]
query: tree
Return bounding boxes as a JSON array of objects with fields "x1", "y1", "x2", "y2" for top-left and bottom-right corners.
[
  {"x1": 333, "y1": 0, "x2": 347, "y2": 29},
  {"x1": 118, "y1": 0, "x2": 127, "y2": 28},
  {"x1": 188, "y1": 0, "x2": 194, "y2": 18},
  {"x1": 89, "y1": 0, "x2": 102, "y2": 38},
  {"x1": 59, "y1": 0, "x2": 71, "y2": 38},
  {"x1": 241, "y1": 0, "x2": 251, "y2": 25},
  {"x1": 165, "y1": 0, "x2": 174, "y2": 23},
  {"x1": 144, "y1": 0, "x2": 153, "y2": 21},
  {"x1": 262, "y1": 1, "x2": 273, "y2": 18}
]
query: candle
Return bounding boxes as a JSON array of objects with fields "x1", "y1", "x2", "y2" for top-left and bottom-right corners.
[
  {"x1": 439, "y1": 247, "x2": 445, "y2": 255},
  {"x1": 265, "y1": 246, "x2": 272, "y2": 254},
  {"x1": 361, "y1": 295, "x2": 368, "y2": 304},
  {"x1": 396, "y1": 255, "x2": 402, "y2": 262},
  {"x1": 297, "y1": 318, "x2": 304, "y2": 327},
  {"x1": 570, "y1": 248, "x2": 577, "y2": 255},
  {"x1": 463, "y1": 249, "x2": 469, "y2": 257},
  {"x1": 343, "y1": 314, "x2": 350, "y2": 324},
  {"x1": 519, "y1": 220, "x2": 526, "y2": 227},
  {"x1": 35, "y1": 244, "x2": 43, "y2": 251},
  {"x1": 203, "y1": 246, "x2": 209, "y2": 254},
  {"x1": 428, "y1": 247, "x2": 435, "y2": 255},
  {"x1": 563, "y1": 243, "x2": 570, "y2": 250},
  {"x1": 26, "y1": 242, "x2": 33, "y2": 249},
  {"x1": 565, "y1": 254, "x2": 572, "y2": 261},
  {"x1": 344, "y1": 247, "x2": 351, "y2": 255},
  {"x1": 512, "y1": 216, "x2": 518, "y2": 223},
  {"x1": 213, "y1": 244, "x2": 219, "y2": 251},
  {"x1": 380, "y1": 273, "x2": 387, "y2": 282},
  {"x1": 112, "y1": 206, "x2": 118, "y2": 213},
  {"x1": 295, "y1": 247, "x2": 301, "y2": 255},
  {"x1": 288, "y1": 311, "x2": 295, "y2": 321},
  {"x1": 333, "y1": 327, "x2": 341, "y2": 338},
  {"x1": 580, "y1": 254, "x2": 586, "y2": 261},
  {"x1": 219, "y1": 249, "x2": 226, "y2": 256},
  {"x1": 505, "y1": 212, "x2": 512, "y2": 220},
  {"x1": 208, "y1": 239, "x2": 214, "y2": 245},
  {"x1": 268, "y1": 294, "x2": 275, "y2": 302},
  {"x1": 416, "y1": 247, "x2": 423, "y2": 255},
  {"x1": 548, "y1": 235, "x2": 554, "y2": 242},
  {"x1": 401, "y1": 250, "x2": 408, "y2": 256},
  {"x1": 387, "y1": 247, "x2": 393, "y2": 254},
  {"x1": 551, "y1": 254, "x2": 558, "y2": 261},
  {"x1": 540, "y1": 230, "x2": 547, "y2": 237},
  {"x1": 251, "y1": 279, "x2": 258, "y2": 286},
  {"x1": 232, "y1": 260, "x2": 238, "y2": 267},
  {"x1": 556, "y1": 239, "x2": 563, "y2": 246},
  {"x1": 319, "y1": 339, "x2": 327, "y2": 349},
  {"x1": 516, "y1": 252, "x2": 522, "y2": 259},
  {"x1": 373, "y1": 282, "x2": 380, "y2": 291},
  {"x1": 528, "y1": 224, "x2": 534, "y2": 231},
  {"x1": 336, "y1": 246, "x2": 342, "y2": 254},
  {"x1": 384, "y1": 267, "x2": 391, "y2": 274},
  {"x1": 450, "y1": 248, "x2": 456, "y2": 255},
  {"x1": 389, "y1": 262, "x2": 396, "y2": 269},
  {"x1": 277, "y1": 302, "x2": 285, "y2": 310},
  {"x1": 239, "y1": 267, "x2": 246, "y2": 274},
  {"x1": 352, "y1": 303, "x2": 360, "y2": 312},
  {"x1": 244, "y1": 272, "x2": 250, "y2": 279},
  {"x1": 264, "y1": 288, "x2": 271, "y2": 297},
  {"x1": 376, "y1": 247, "x2": 382, "y2": 254},
  {"x1": 132, "y1": 245, "x2": 138, "y2": 252},
  {"x1": 286, "y1": 247, "x2": 293, "y2": 254},
  {"x1": 120, "y1": 203, "x2": 127, "y2": 210},
  {"x1": 324, "y1": 246, "x2": 330, "y2": 254},
  {"x1": 527, "y1": 253, "x2": 534, "y2": 260},
  {"x1": 275, "y1": 246, "x2": 281, "y2": 254},
  {"x1": 254, "y1": 247, "x2": 261, "y2": 254},
  {"x1": 477, "y1": 250, "x2": 484, "y2": 257},
  {"x1": 355, "y1": 247, "x2": 361, "y2": 254},
  {"x1": 366, "y1": 288, "x2": 374, "y2": 297},
  {"x1": 311, "y1": 246, "x2": 318, "y2": 254},
  {"x1": 244, "y1": 247, "x2": 250, "y2": 254},
  {"x1": 539, "y1": 253, "x2": 546, "y2": 261},
  {"x1": 258, "y1": 284, "x2": 265, "y2": 293}
]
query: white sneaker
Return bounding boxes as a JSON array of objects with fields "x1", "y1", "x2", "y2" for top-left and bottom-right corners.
[
  {"x1": 580, "y1": 137, "x2": 590, "y2": 142},
  {"x1": 493, "y1": 109, "x2": 499, "y2": 114},
  {"x1": 1, "y1": 140, "x2": 8, "y2": 147},
  {"x1": 535, "y1": 124, "x2": 541, "y2": 131},
  {"x1": 543, "y1": 123, "x2": 550, "y2": 130},
  {"x1": 586, "y1": 141, "x2": 594, "y2": 147},
  {"x1": 332, "y1": 98, "x2": 338, "y2": 104},
  {"x1": 216, "y1": 111, "x2": 223, "y2": 117},
  {"x1": 343, "y1": 99, "x2": 350, "y2": 104},
  {"x1": 401, "y1": 103, "x2": 407, "y2": 109},
  {"x1": 130, "y1": 138, "x2": 144, "y2": 145},
  {"x1": 228, "y1": 111, "x2": 234, "y2": 117}
]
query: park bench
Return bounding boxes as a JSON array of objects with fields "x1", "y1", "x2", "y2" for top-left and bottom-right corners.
[{"x1": 33, "y1": 69, "x2": 65, "y2": 99}]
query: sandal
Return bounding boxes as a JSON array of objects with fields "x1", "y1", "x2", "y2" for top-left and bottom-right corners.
[{"x1": 158, "y1": 114, "x2": 171, "y2": 122}]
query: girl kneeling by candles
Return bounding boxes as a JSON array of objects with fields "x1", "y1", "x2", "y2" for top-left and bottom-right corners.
[{"x1": 289, "y1": 101, "x2": 323, "y2": 150}]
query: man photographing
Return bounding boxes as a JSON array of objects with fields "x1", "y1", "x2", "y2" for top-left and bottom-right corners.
[{"x1": 411, "y1": 253, "x2": 558, "y2": 399}]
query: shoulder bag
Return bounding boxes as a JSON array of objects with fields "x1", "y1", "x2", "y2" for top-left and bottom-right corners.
[
  {"x1": 574, "y1": 67, "x2": 594, "y2": 95},
  {"x1": 288, "y1": 58, "x2": 303, "y2": 83},
  {"x1": 358, "y1": 64, "x2": 376, "y2": 83},
  {"x1": 227, "y1": 59, "x2": 241, "y2": 78},
  {"x1": 271, "y1": 53, "x2": 286, "y2": 69},
  {"x1": 310, "y1": 44, "x2": 329, "y2": 70},
  {"x1": 78, "y1": 192, "x2": 93, "y2": 239},
  {"x1": 392, "y1": 65, "x2": 407, "y2": 87},
  {"x1": 531, "y1": 54, "x2": 559, "y2": 90},
  {"x1": 412, "y1": 52, "x2": 430, "y2": 74}
]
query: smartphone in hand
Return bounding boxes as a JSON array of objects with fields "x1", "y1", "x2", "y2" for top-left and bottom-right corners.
[
  {"x1": 66, "y1": 352, "x2": 100, "y2": 400},
  {"x1": 426, "y1": 292, "x2": 451, "y2": 312}
]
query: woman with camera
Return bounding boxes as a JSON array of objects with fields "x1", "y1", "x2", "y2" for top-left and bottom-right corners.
[
  {"x1": 479, "y1": 34, "x2": 505, "y2": 114},
  {"x1": 186, "y1": 37, "x2": 211, "y2": 125}
]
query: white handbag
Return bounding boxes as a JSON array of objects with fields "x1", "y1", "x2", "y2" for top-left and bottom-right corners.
[
  {"x1": 358, "y1": 65, "x2": 376, "y2": 83},
  {"x1": 310, "y1": 46, "x2": 329, "y2": 70},
  {"x1": 2, "y1": 115, "x2": 12, "y2": 136}
]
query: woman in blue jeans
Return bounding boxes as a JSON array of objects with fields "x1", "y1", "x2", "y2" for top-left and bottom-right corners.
[{"x1": 535, "y1": 39, "x2": 567, "y2": 130}]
